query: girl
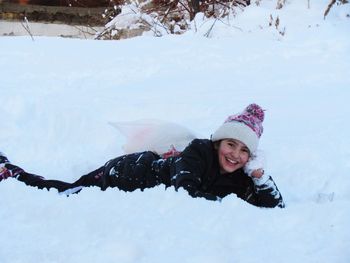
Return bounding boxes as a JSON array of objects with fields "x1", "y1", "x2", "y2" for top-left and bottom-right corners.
[{"x1": 0, "y1": 104, "x2": 285, "y2": 208}]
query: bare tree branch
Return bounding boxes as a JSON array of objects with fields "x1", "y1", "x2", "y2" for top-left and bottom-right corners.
[{"x1": 20, "y1": 16, "x2": 35, "y2": 41}]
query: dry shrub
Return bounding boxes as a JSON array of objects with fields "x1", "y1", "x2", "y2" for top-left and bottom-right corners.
[
  {"x1": 97, "y1": 0, "x2": 251, "y2": 39},
  {"x1": 324, "y1": 0, "x2": 349, "y2": 19}
]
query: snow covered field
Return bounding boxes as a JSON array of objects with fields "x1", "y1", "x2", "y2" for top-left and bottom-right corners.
[
  {"x1": 1, "y1": 1, "x2": 350, "y2": 263},
  {"x1": 0, "y1": 20, "x2": 102, "y2": 39}
]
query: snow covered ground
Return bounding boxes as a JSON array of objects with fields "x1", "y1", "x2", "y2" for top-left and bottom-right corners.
[
  {"x1": 1, "y1": 1, "x2": 350, "y2": 263},
  {"x1": 0, "y1": 20, "x2": 103, "y2": 39}
]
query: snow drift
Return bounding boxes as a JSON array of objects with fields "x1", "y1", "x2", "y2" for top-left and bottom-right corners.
[{"x1": 0, "y1": 1, "x2": 349, "y2": 263}]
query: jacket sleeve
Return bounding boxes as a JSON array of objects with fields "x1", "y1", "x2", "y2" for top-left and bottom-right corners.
[
  {"x1": 247, "y1": 175, "x2": 285, "y2": 208},
  {"x1": 170, "y1": 139, "x2": 220, "y2": 201}
]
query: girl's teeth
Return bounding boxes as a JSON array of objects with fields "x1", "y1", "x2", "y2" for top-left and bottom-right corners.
[{"x1": 227, "y1": 158, "x2": 237, "y2": 164}]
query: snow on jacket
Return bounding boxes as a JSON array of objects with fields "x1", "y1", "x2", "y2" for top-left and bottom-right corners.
[{"x1": 104, "y1": 139, "x2": 285, "y2": 208}]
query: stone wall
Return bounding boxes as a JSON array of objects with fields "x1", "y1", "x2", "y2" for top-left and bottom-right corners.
[
  {"x1": 1, "y1": 0, "x2": 110, "y2": 7},
  {"x1": 0, "y1": 2, "x2": 106, "y2": 25}
]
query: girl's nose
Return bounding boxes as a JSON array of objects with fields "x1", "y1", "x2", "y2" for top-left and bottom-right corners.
[{"x1": 230, "y1": 148, "x2": 240, "y2": 159}]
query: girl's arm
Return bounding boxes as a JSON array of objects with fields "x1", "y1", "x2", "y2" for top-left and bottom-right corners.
[
  {"x1": 244, "y1": 153, "x2": 285, "y2": 208},
  {"x1": 170, "y1": 139, "x2": 220, "y2": 201},
  {"x1": 247, "y1": 169, "x2": 285, "y2": 208}
]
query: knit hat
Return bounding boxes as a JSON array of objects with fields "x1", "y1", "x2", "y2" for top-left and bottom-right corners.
[{"x1": 211, "y1": 104, "x2": 265, "y2": 153}]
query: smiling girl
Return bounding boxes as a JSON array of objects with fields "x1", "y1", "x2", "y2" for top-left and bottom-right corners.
[{"x1": 0, "y1": 104, "x2": 284, "y2": 208}]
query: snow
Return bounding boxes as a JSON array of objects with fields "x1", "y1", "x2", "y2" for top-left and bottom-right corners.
[
  {"x1": 1, "y1": 1, "x2": 350, "y2": 262},
  {"x1": 0, "y1": 20, "x2": 103, "y2": 39}
]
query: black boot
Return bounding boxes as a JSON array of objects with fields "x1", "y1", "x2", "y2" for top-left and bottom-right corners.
[
  {"x1": 0, "y1": 152, "x2": 12, "y2": 181},
  {"x1": 0, "y1": 152, "x2": 24, "y2": 182},
  {"x1": 0, "y1": 152, "x2": 10, "y2": 165}
]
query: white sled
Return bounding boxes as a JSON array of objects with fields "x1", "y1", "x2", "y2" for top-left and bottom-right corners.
[{"x1": 109, "y1": 119, "x2": 196, "y2": 156}]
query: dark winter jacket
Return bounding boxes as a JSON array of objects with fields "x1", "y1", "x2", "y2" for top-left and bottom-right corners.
[{"x1": 104, "y1": 139, "x2": 285, "y2": 208}]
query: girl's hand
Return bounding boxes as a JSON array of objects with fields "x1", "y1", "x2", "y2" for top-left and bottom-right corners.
[
  {"x1": 244, "y1": 151, "x2": 269, "y2": 185},
  {"x1": 244, "y1": 150, "x2": 265, "y2": 177},
  {"x1": 250, "y1": 168, "x2": 264, "y2": 179}
]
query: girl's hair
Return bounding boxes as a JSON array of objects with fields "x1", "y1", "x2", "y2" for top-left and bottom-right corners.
[{"x1": 213, "y1": 140, "x2": 220, "y2": 150}]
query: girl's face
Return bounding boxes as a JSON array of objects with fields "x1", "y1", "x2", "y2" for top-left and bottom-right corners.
[{"x1": 217, "y1": 139, "x2": 250, "y2": 174}]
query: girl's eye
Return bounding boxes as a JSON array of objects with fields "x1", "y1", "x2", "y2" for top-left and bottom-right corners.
[
  {"x1": 228, "y1": 141, "x2": 236, "y2": 146},
  {"x1": 228, "y1": 143, "x2": 236, "y2": 148},
  {"x1": 241, "y1": 148, "x2": 250, "y2": 154}
]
